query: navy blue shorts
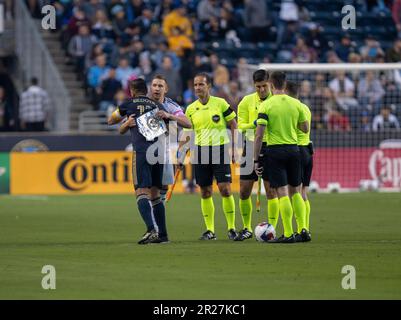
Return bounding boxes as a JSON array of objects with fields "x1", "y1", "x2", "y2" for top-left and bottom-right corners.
[{"x1": 132, "y1": 151, "x2": 164, "y2": 189}]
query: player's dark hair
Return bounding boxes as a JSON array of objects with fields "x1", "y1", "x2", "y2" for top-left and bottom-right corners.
[
  {"x1": 194, "y1": 72, "x2": 212, "y2": 85},
  {"x1": 270, "y1": 71, "x2": 286, "y2": 90},
  {"x1": 31, "y1": 77, "x2": 38, "y2": 85},
  {"x1": 253, "y1": 69, "x2": 269, "y2": 83},
  {"x1": 286, "y1": 81, "x2": 299, "y2": 98},
  {"x1": 130, "y1": 78, "x2": 148, "y2": 95}
]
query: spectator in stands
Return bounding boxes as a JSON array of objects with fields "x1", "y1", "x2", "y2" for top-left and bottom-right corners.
[
  {"x1": 0, "y1": 86, "x2": 13, "y2": 131},
  {"x1": 168, "y1": 26, "x2": 194, "y2": 57},
  {"x1": 360, "y1": 111, "x2": 372, "y2": 132},
  {"x1": 224, "y1": 81, "x2": 242, "y2": 114},
  {"x1": 92, "y1": 9, "x2": 115, "y2": 41},
  {"x1": 299, "y1": 80, "x2": 312, "y2": 107},
  {"x1": 392, "y1": 0, "x2": 401, "y2": 37},
  {"x1": 143, "y1": 23, "x2": 166, "y2": 51},
  {"x1": 372, "y1": 105, "x2": 400, "y2": 131},
  {"x1": 357, "y1": 71, "x2": 385, "y2": 115},
  {"x1": 151, "y1": 41, "x2": 181, "y2": 71},
  {"x1": 291, "y1": 37, "x2": 317, "y2": 63},
  {"x1": 115, "y1": 58, "x2": 137, "y2": 90},
  {"x1": 197, "y1": 0, "x2": 220, "y2": 23},
  {"x1": 19, "y1": 77, "x2": 50, "y2": 131},
  {"x1": 99, "y1": 68, "x2": 122, "y2": 111},
  {"x1": 386, "y1": 39, "x2": 401, "y2": 62},
  {"x1": 63, "y1": 7, "x2": 90, "y2": 49},
  {"x1": 68, "y1": 25, "x2": 96, "y2": 78},
  {"x1": 305, "y1": 23, "x2": 328, "y2": 60},
  {"x1": 154, "y1": 0, "x2": 174, "y2": 21},
  {"x1": 134, "y1": 6, "x2": 154, "y2": 37},
  {"x1": 203, "y1": 16, "x2": 224, "y2": 41},
  {"x1": 329, "y1": 71, "x2": 359, "y2": 127},
  {"x1": 243, "y1": 0, "x2": 272, "y2": 43},
  {"x1": 183, "y1": 79, "x2": 197, "y2": 106},
  {"x1": 360, "y1": 35, "x2": 385, "y2": 62},
  {"x1": 163, "y1": 4, "x2": 193, "y2": 39},
  {"x1": 125, "y1": 0, "x2": 146, "y2": 23},
  {"x1": 82, "y1": 0, "x2": 106, "y2": 23},
  {"x1": 119, "y1": 22, "x2": 142, "y2": 47},
  {"x1": 327, "y1": 108, "x2": 351, "y2": 132},
  {"x1": 219, "y1": 7, "x2": 236, "y2": 39},
  {"x1": 25, "y1": 0, "x2": 41, "y2": 19},
  {"x1": 209, "y1": 53, "x2": 230, "y2": 91},
  {"x1": 87, "y1": 54, "x2": 110, "y2": 104},
  {"x1": 111, "y1": 4, "x2": 129, "y2": 38},
  {"x1": 154, "y1": 55, "x2": 182, "y2": 102},
  {"x1": 276, "y1": 0, "x2": 299, "y2": 48},
  {"x1": 335, "y1": 34, "x2": 354, "y2": 62}
]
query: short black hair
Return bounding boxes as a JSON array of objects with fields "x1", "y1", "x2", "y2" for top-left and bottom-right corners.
[
  {"x1": 253, "y1": 69, "x2": 269, "y2": 83},
  {"x1": 194, "y1": 72, "x2": 212, "y2": 85},
  {"x1": 130, "y1": 78, "x2": 148, "y2": 95},
  {"x1": 31, "y1": 77, "x2": 38, "y2": 85},
  {"x1": 270, "y1": 71, "x2": 286, "y2": 90},
  {"x1": 286, "y1": 81, "x2": 299, "y2": 98}
]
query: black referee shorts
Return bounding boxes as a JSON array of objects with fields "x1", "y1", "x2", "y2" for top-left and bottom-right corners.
[
  {"x1": 265, "y1": 145, "x2": 302, "y2": 188},
  {"x1": 299, "y1": 144, "x2": 314, "y2": 187},
  {"x1": 240, "y1": 140, "x2": 267, "y2": 181},
  {"x1": 194, "y1": 145, "x2": 232, "y2": 187}
]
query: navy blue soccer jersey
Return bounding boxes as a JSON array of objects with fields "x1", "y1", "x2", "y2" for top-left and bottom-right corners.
[{"x1": 117, "y1": 95, "x2": 167, "y2": 152}]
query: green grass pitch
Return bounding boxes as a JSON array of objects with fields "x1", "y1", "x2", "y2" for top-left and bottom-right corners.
[{"x1": 1, "y1": 193, "x2": 400, "y2": 299}]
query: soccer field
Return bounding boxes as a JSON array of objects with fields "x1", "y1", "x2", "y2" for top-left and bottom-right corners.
[{"x1": 1, "y1": 193, "x2": 400, "y2": 300}]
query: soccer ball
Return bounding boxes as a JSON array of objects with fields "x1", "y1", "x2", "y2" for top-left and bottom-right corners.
[{"x1": 255, "y1": 222, "x2": 276, "y2": 242}]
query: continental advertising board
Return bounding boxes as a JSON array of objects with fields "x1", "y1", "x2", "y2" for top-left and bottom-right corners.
[{"x1": 9, "y1": 151, "x2": 241, "y2": 195}]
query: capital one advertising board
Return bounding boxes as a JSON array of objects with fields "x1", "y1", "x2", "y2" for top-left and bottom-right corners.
[{"x1": 313, "y1": 140, "x2": 401, "y2": 189}]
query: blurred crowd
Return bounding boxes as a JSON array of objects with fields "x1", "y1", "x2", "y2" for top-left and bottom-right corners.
[{"x1": 1, "y1": 0, "x2": 401, "y2": 132}]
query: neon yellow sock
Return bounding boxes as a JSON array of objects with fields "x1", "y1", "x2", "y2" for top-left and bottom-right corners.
[
  {"x1": 222, "y1": 195, "x2": 236, "y2": 230},
  {"x1": 267, "y1": 197, "x2": 279, "y2": 229},
  {"x1": 201, "y1": 197, "x2": 215, "y2": 233},
  {"x1": 305, "y1": 199, "x2": 310, "y2": 230},
  {"x1": 239, "y1": 197, "x2": 252, "y2": 231},
  {"x1": 279, "y1": 196, "x2": 294, "y2": 237},
  {"x1": 292, "y1": 193, "x2": 306, "y2": 233}
]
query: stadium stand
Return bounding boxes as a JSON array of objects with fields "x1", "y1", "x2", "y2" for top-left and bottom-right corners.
[{"x1": 0, "y1": 0, "x2": 400, "y2": 132}]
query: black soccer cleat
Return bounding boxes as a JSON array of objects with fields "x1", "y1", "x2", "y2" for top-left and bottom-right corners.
[
  {"x1": 234, "y1": 228, "x2": 253, "y2": 241},
  {"x1": 148, "y1": 235, "x2": 170, "y2": 244},
  {"x1": 199, "y1": 230, "x2": 217, "y2": 240},
  {"x1": 300, "y1": 228, "x2": 312, "y2": 242},
  {"x1": 227, "y1": 229, "x2": 238, "y2": 240},
  {"x1": 267, "y1": 234, "x2": 296, "y2": 244},
  {"x1": 137, "y1": 229, "x2": 158, "y2": 245}
]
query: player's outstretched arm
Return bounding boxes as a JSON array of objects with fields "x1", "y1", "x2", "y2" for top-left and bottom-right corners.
[{"x1": 156, "y1": 110, "x2": 192, "y2": 129}]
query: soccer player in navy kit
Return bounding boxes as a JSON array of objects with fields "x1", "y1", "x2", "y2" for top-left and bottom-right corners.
[{"x1": 108, "y1": 78, "x2": 169, "y2": 244}]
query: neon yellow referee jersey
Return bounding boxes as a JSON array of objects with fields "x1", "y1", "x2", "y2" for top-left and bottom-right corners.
[
  {"x1": 185, "y1": 96, "x2": 236, "y2": 146},
  {"x1": 257, "y1": 94, "x2": 307, "y2": 145},
  {"x1": 237, "y1": 92, "x2": 271, "y2": 142}
]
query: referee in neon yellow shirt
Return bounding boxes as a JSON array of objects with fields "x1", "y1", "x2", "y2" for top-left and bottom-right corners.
[
  {"x1": 254, "y1": 71, "x2": 310, "y2": 243},
  {"x1": 286, "y1": 81, "x2": 313, "y2": 241},
  {"x1": 183, "y1": 73, "x2": 238, "y2": 241},
  {"x1": 235, "y1": 70, "x2": 279, "y2": 241}
]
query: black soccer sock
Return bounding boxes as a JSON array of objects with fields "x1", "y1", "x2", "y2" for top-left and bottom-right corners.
[
  {"x1": 137, "y1": 194, "x2": 154, "y2": 231},
  {"x1": 152, "y1": 197, "x2": 167, "y2": 238}
]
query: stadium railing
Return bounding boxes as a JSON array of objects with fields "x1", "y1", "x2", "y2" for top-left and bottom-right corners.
[
  {"x1": 14, "y1": 0, "x2": 71, "y2": 132},
  {"x1": 244, "y1": 63, "x2": 401, "y2": 192}
]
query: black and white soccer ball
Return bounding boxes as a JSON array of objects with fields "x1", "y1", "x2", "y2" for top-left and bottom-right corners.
[{"x1": 255, "y1": 222, "x2": 276, "y2": 242}]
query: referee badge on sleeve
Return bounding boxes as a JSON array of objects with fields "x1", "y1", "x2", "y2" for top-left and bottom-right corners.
[{"x1": 212, "y1": 115, "x2": 220, "y2": 123}]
